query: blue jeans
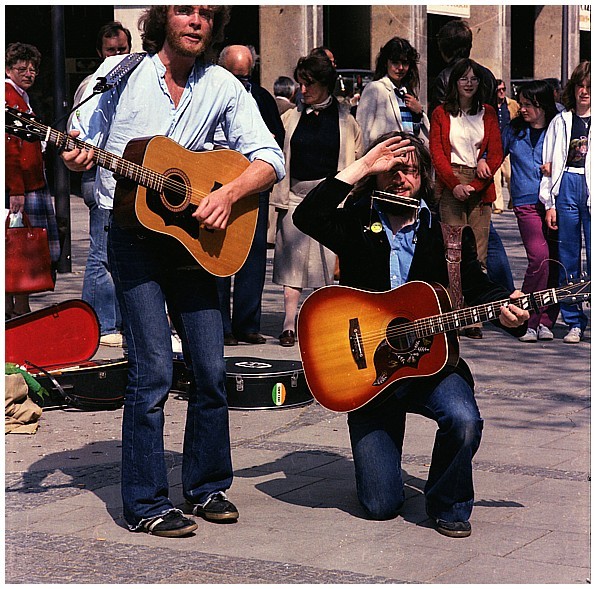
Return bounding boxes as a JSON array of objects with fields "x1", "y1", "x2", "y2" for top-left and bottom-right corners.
[
  {"x1": 108, "y1": 222, "x2": 233, "y2": 528},
  {"x1": 347, "y1": 372, "x2": 483, "y2": 523},
  {"x1": 216, "y1": 192, "x2": 269, "y2": 335},
  {"x1": 556, "y1": 172, "x2": 591, "y2": 330},
  {"x1": 487, "y1": 221, "x2": 514, "y2": 293},
  {"x1": 81, "y1": 173, "x2": 121, "y2": 335}
]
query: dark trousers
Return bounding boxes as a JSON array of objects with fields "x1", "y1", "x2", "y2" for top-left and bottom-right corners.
[{"x1": 216, "y1": 192, "x2": 269, "y2": 336}]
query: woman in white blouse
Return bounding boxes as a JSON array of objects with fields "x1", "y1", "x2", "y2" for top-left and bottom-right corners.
[{"x1": 429, "y1": 58, "x2": 503, "y2": 339}]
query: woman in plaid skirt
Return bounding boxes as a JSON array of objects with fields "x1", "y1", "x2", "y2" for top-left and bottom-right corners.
[{"x1": 5, "y1": 42, "x2": 60, "y2": 318}]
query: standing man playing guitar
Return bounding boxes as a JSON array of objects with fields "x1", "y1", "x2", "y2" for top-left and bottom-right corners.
[
  {"x1": 293, "y1": 132, "x2": 528, "y2": 538},
  {"x1": 61, "y1": 5, "x2": 284, "y2": 538}
]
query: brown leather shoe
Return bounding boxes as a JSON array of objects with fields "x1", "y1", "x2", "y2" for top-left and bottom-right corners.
[
  {"x1": 278, "y1": 330, "x2": 295, "y2": 347},
  {"x1": 237, "y1": 332, "x2": 266, "y2": 344},
  {"x1": 463, "y1": 327, "x2": 483, "y2": 339}
]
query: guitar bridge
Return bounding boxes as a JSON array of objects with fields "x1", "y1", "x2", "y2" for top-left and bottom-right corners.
[{"x1": 349, "y1": 318, "x2": 367, "y2": 369}]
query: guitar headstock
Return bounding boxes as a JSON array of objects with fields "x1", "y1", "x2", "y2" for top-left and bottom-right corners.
[
  {"x1": 556, "y1": 275, "x2": 591, "y2": 305},
  {"x1": 5, "y1": 105, "x2": 44, "y2": 143}
]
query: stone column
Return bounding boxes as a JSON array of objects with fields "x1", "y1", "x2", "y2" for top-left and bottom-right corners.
[
  {"x1": 259, "y1": 5, "x2": 323, "y2": 97},
  {"x1": 467, "y1": 5, "x2": 508, "y2": 81}
]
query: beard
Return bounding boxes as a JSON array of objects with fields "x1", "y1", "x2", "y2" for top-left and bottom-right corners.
[{"x1": 165, "y1": 26, "x2": 211, "y2": 59}]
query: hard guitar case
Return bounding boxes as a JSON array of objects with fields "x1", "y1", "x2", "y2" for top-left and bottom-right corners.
[
  {"x1": 5, "y1": 300, "x2": 127, "y2": 410},
  {"x1": 172, "y1": 356, "x2": 313, "y2": 410}
]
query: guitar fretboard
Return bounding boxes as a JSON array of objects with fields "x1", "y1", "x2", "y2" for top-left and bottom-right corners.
[
  {"x1": 46, "y1": 127, "x2": 167, "y2": 192},
  {"x1": 412, "y1": 287, "x2": 559, "y2": 338}
]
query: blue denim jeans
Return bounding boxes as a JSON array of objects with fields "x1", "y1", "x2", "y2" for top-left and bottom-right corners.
[
  {"x1": 81, "y1": 173, "x2": 121, "y2": 335},
  {"x1": 108, "y1": 222, "x2": 233, "y2": 528},
  {"x1": 487, "y1": 221, "x2": 515, "y2": 293},
  {"x1": 216, "y1": 192, "x2": 269, "y2": 335},
  {"x1": 556, "y1": 172, "x2": 591, "y2": 330},
  {"x1": 347, "y1": 372, "x2": 483, "y2": 523}
]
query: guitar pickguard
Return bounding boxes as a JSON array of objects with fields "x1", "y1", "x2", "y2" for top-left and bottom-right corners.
[
  {"x1": 372, "y1": 337, "x2": 433, "y2": 387},
  {"x1": 146, "y1": 188, "x2": 200, "y2": 239}
]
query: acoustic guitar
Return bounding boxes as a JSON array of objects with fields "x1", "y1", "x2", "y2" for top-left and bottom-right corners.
[
  {"x1": 297, "y1": 278, "x2": 590, "y2": 412},
  {"x1": 5, "y1": 105, "x2": 258, "y2": 277}
]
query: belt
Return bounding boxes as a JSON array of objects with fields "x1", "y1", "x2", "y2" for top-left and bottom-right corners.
[
  {"x1": 451, "y1": 164, "x2": 476, "y2": 172},
  {"x1": 564, "y1": 167, "x2": 585, "y2": 175}
]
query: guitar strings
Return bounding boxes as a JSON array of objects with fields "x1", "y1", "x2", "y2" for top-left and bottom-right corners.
[
  {"x1": 350, "y1": 283, "x2": 589, "y2": 347},
  {"x1": 44, "y1": 124, "x2": 212, "y2": 202}
]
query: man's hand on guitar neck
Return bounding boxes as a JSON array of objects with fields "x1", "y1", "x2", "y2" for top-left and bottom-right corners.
[
  {"x1": 60, "y1": 130, "x2": 95, "y2": 172},
  {"x1": 192, "y1": 159, "x2": 276, "y2": 231},
  {"x1": 499, "y1": 290, "x2": 530, "y2": 328}
]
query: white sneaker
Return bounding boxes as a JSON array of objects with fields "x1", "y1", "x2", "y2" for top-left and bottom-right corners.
[
  {"x1": 518, "y1": 328, "x2": 537, "y2": 342},
  {"x1": 537, "y1": 324, "x2": 554, "y2": 341},
  {"x1": 100, "y1": 333, "x2": 124, "y2": 347},
  {"x1": 171, "y1": 333, "x2": 183, "y2": 354},
  {"x1": 563, "y1": 327, "x2": 582, "y2": 344}
]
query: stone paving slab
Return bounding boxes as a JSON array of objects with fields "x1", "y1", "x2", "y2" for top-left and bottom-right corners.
[{"x1": 5, "y1": 196, "x2": 590, "y2": 584}]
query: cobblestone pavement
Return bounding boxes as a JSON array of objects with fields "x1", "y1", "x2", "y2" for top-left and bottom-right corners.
[{"x1": 5, "y1": 196, "x2": 590, "y2": 584}]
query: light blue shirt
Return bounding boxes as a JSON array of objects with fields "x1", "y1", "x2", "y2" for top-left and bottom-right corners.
[
  {"x1": 69, "y1": 53, "x2": 285, "y2": 209},
  {"x1": 375, "y1": 199, "x2": 431, "y2": 288}
]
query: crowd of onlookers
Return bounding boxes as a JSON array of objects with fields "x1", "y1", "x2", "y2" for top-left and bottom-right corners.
[{"x1": 6, "y1": 19, "x2": 591, "y2": 346}]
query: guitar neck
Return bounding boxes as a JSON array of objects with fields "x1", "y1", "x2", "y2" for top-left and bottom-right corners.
[
  {"x1": 45, "y1": 126, "x2": 163, "y2": 192},
  {"x1": 415, "y1": 287, "x2": 558, "y2": 337}
]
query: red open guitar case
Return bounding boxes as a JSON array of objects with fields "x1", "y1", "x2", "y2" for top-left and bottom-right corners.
[{"x1": 5, "y1": 300, "x2": 127, "y2": 410}]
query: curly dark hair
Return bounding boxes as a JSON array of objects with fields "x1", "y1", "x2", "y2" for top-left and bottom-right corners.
[
  {"x1": 5, "y1": 42, "x2": 41, "y2": 70},
  {"x1": 510, "y1": 80, "x2": 558, "y2": 135},
  {"x1": 373, "y1": 37, "x2": 421, "y2": 96},
  {"x1": 561, "y1": 60, "x2": 591, "y2": 112},
  {"x1": 443, "y1": 58, "x2": 485, "y2": 116},
  {"x1": 294, "y1": 53, "x2": 337, "y2": 94},
  {"x1": 348, "y1": 131, "x2": 434, "y2": 206},
  {"x1": 138, "y1": 5, "x2": 231, "y2": 61}
]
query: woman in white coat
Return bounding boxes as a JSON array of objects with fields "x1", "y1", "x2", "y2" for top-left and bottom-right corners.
[{"x1": 356, "y1": 37, "x2": 430, "y2": 150}]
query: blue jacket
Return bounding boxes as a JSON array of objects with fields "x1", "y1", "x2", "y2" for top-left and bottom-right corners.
[{"x1": 501, "y1": 124, "x2": 546, "y2": 207}]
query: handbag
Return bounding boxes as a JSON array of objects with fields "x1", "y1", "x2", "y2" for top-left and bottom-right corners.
[{"x1": 5, "y1": 212, "x2": 55, "y2": 294}]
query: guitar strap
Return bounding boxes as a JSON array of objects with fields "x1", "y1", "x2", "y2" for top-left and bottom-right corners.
[
  {"x1": 92, "y1": 52, "x2": 147, "y2": 94},
  {"x1": 440, "y1": 222, "x2": 465, "y2": 311}
]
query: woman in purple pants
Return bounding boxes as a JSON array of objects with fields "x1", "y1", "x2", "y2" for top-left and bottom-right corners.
[{"x1": 502, "y1": 80, "x2": 559, "y2": 342}]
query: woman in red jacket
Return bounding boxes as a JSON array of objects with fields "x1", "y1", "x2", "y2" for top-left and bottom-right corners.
[
  {"x1": 5, "y1": 43, "x2": 60, "y2": 318},
  {"x1": 430, "y1": 58, "x2": 503, "y2": 339}
]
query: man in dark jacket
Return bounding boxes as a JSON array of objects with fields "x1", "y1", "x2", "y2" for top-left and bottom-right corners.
[
  {"x1": 429, "y1": 19, "x2": 497, "y2": 115},
  {"x1": 293, "y1": 132, "x2": 528, "y2": 538},
  {"x1": 216, "y1": 44, "x2": 285, "y2": 345}
]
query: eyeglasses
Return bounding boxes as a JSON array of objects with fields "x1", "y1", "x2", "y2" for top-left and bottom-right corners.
[
  {"x1": 11, "y1": 66, "x2": 38, "y2": 75},
  {"x1": 497, "y1": 86, "x2": 506, "y2": 92},
  {"x1": 458, "y1": 77, "x2": 480, "y2": 85}
]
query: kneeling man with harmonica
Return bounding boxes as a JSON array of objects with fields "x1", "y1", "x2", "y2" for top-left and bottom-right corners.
[{"x1": 293, "y1": 132, "x2": 529, "y2": 538}]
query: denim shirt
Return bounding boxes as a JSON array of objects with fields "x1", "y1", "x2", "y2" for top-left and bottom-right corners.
[
  {"x1": 69, "y1": 53, "x2": 285, "y2": 209},
  {"x1": 374, "y1": 199, "x2": 431, "y2": 288}
]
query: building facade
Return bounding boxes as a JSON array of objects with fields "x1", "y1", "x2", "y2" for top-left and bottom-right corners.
[{"x1": 5, "y1": 5, "x2": 591, "y2": 122}]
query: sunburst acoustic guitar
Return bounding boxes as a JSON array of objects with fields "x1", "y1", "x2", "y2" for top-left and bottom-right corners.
[
  {"x1": 297, "y1": 278, "x2": 590, "y2": 412},
  {"x1": 5, "y1": 105, "x2": 258, "y2": 277}
]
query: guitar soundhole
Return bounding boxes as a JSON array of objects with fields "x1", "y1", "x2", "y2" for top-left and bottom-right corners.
[
  {"x1": 161, "y1": 169, "x2": 191, "y2": 212},
  {"x1": 385, "y1": 317, "x2": 417, "y2": 352}
]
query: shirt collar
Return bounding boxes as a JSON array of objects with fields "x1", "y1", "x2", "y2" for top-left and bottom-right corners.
[
  {"x1": 304, "y1": 94, "x2": 333, "y2": 115},
  {"x1": 374, "y1": 198, "x2": 432, "y2": 234}
]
